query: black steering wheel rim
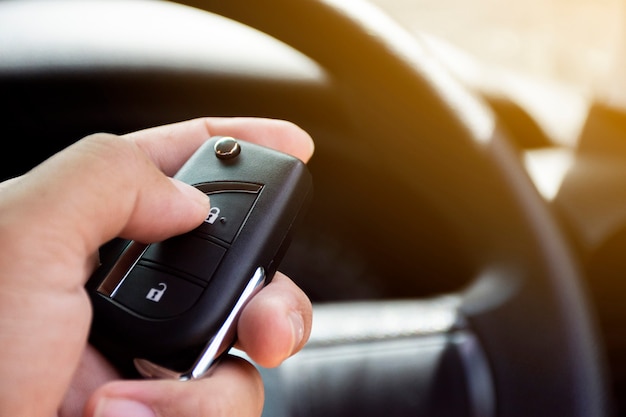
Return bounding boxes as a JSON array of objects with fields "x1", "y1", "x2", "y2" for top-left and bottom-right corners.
[{"x1": 179, "y1": 0, "x2": 610, "y2": 415}]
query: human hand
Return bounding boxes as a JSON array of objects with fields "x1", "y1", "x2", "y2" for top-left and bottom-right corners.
[{"x1": 0, "y1": 117, "x2": 314, "y2": 417}]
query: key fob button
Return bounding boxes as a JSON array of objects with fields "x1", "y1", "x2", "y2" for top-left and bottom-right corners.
[
  {"x1": 112, "y1": 265, "x2": 204, "y2": 319},
  {"x1": 141, "y1": 235, "x2": 226, "y2": 283},
  {"x1": 194, "y1": 191, "x2": 258, "y2": 243}
]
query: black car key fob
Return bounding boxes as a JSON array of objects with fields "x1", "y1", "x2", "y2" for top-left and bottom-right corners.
[{"x1": 86, "y1": 136, "x2": 312, "y2": 380}]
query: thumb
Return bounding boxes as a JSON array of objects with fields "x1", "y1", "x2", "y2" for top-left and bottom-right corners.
[{"x1": 0, "y1": 133, "x2": 210, "y2": 416}]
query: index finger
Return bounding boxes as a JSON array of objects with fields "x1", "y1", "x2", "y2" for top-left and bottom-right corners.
[{"x1": 124, "y1": 117, "x2": 315, "y2": 176}]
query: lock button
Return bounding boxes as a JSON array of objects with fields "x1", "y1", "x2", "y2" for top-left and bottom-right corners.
[
  {"x1": 206, "y1": 207, "x2": 221, "y2": 225},
  {"x1": 194, "y1": 191, "x2": 259, "y2": 244}
]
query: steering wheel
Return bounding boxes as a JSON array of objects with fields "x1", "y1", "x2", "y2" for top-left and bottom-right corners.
[{"x1": 0, "y1": 0, "x2": 610, "y2": 415}]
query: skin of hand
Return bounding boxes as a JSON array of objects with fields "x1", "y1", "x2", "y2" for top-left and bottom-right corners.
[{"x1": 0, "y1": 117, "x2": 315, "y2": 417}]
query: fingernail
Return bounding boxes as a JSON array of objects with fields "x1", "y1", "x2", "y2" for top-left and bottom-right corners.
[
  {"x1": 172, "y1": 178, "x2": 210, "y2": 209},
  {"x1": 94, "y1": 398, "x2": 156, "y2": 417},
  {"x1": 289, "y1": 311, "x2": 305, "y2": 353}
]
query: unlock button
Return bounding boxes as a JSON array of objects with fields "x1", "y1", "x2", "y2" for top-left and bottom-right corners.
[
  {"x1": 112, "y1": 265, "x2": 204, "y2": 319},
  {"x1": 146, "y1": 283, "x2": 167, "y2": 302}
]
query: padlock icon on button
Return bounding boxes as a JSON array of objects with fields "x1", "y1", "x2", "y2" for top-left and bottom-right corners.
[
  {"x1": 205, "y1": 207, "x2": 221, "y2": 224},
  {"x1": 146, "y1": 283, "x2": 167, "y2": 302}
]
